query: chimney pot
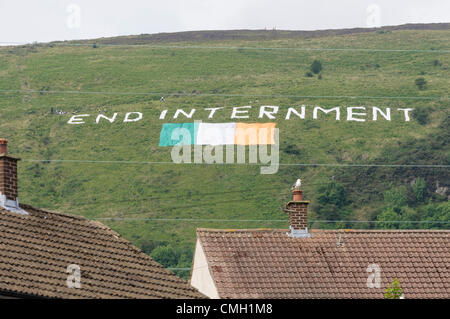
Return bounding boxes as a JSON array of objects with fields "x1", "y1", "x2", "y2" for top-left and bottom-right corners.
[
  {"x1": 0, "y1": 138, "x2": 7, "y2": 155},
  {"x1": 292, "y1": 189, "x2": 303, "y2": 201}
]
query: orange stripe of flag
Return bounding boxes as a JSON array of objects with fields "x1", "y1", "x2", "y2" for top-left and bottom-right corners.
[{"x1": 234, "y1": 123, "x2": 276, "y2": 145}]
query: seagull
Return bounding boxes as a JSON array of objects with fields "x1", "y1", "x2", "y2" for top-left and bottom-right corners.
[{"x1": 291, "y1": 178, "x2": 302, "y2": 190}]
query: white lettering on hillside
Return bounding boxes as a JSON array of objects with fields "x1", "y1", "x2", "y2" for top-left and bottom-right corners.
[
  {"x1": 123, "y1": 112, "x2": 142, "y2": 123},
  {"x1": 313, "y1": 107, "x2": 340, "y2": 120},
  {"x1": 373, "y1": 107, "x2": 391, "y2": 121},
  {"x1": 159, "y1": 110, "x2": 168, "y2": 119},
  {"x1": 258, "y1": 105, "x2": 279, "y2": 119},
  {"x1": 205, "y1": 107, "x2": 223, "y2": 118},
  {"x1": 398, "y1": 108, "x2": 413, "y2": 122},
  {"x1": 347, "y1": 107, "x2": 366, "y2": 122},
  {"x1": 67, "y1": 106, "x2": 416, "y2": 124},
  {"x1": 174, "y1": 109, "x2": 196, "y2": 119},
  {"x1": 231, "y1": 106, "x2": 251, "y2": 119},
  {"x1": 96, "y1": 113, "x2": 118, "y2": 124},
  {"x1": 285, "y1": 106, "x2": 306, "y2": 119},
  {"x1": 68, "y1": 114, "x2": 90, "y2": 124}
]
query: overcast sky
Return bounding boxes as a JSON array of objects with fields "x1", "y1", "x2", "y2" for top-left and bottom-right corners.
[{"x1": 0, "y1": 0, "x2": 449, "y2": 44}]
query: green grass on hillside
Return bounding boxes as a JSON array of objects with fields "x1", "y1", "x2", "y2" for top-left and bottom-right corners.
[{"x1": 0, "y1": 28, "x2": 449, "y2": 279}]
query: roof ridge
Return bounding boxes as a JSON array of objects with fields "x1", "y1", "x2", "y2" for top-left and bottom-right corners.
[
  {"x1": 196, "y1": 227, "x2": 450, "y2": 233},
  {"x1": 18, "y1": 203, "x2": 132, "y2": 239},
  {"x1": 19, "y1": 203, "x2": 88, "y2": 221},
  {"x1": 196, "y1": 228, "x2": 279, "y2": 233}
]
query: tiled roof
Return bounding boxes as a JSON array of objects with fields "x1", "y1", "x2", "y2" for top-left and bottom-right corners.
[
  {"x1": 196, "y1": 228, "x2": 450, "y2": 299},
  {"x1": 0, "y1": 204, "x2": 204, "y2": 299}
]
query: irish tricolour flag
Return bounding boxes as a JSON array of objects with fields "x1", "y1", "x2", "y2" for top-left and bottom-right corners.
[{"x1": 159, "y1": 122, "x2": 276, "y2": 146}]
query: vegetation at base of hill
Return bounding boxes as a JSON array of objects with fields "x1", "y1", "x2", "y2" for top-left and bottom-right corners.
[{"x1": 0, "y1": 27, "x2": 449, "y2": 280}]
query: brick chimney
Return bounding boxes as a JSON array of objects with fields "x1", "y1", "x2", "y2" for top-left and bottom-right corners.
[
  {"x1": 0, "y1": 139, "x2": 27, "y2": 214},
  {"x1": 285, "y1": 179, "x2": 311, "y2": 238}
]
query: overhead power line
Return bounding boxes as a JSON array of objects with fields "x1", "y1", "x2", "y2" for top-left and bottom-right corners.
[
  {"x1": 22, "y1": 159, "x2": 449, "y2": 168},
  {"x1": 0, "y1": 89, "x2": 445, "y2": 101},
  {"x1": 92, "y1": 217, "x2": 450, "y2": 224},
  {"x1": 50, "y1": 178, "x2": 393, "y2": 208}
]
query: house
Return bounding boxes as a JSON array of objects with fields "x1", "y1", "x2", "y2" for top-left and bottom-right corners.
[
  {"x1": 189, "y1": 180, "x2": 449, "y2": 299},
  {"x1": 0, "y1": 138, "x2": 204, "y2": 299}
]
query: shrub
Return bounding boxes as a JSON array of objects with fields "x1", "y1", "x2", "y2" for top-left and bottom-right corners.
[
  {"x1": 376, "y1": 210, "x2": 400, "y2": 229},
  {"x1": 412, "y1": 107, "x2": 429, "y2": 125},
  {"x1": 432, "y1": 59, "x2": 442, "y2": 67},
  {"x1": 384, "y1": 278, "x2": 403, "y2": 299},
  {"x1": 313, "y1": 181, "x2": 350, "y2": 222},
  {"x1": 310, "y1": 60, "x2": 322, "y2": 74},
  {"x1": 150, "y1": 245, "x2": 179, "y2": 267},
  {"x1": 305, "y1": 72, "x2": 313, "y2": 77},
  {"x1": 150, "y1": 245, "x2": 193, "y2": 269},
  {"x1": 283, "y1": 144, "x2": 301, "y2": 155},
  {"x1": 398, "y1": 207, "x2": 418, "y2": 229},
  {"x1": 421, "y1": 202, "x2": 450, "y2": 229},
  {"x1": 39, "y1": 86, "x2": 50, "y2": 95},
  {"x1": 317, "y1": 181, "x2": 348, "y2": 208},
  {"x1": 383, "y1": 186, "x2": 407, "y2": 212},
  {"x1": 415, "y1": 77, "x2": 427, "y2": 90},
  {"x1": 412, "y1": 177, "x2": 426, "y2": 203},
  {"x1": 139, "y1": 239, "x2": 166, "y2": 255}
]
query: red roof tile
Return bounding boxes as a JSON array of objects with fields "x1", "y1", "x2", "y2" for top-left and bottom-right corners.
[
  {"x1": 0, "y1": 204, "x2": 204, "y2": 299},
  {"x1": 196, "y1": 228, "x2": 450, "y2": 299}
]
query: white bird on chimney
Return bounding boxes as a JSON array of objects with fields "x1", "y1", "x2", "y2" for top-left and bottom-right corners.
[{"x1": 292, "y1": 178, "x2": 302, "y2": 190}]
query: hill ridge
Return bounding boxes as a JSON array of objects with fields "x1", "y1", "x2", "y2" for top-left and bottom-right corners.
[{"x1": 57, "y1": 23, "x2": 450, "y2": 45}]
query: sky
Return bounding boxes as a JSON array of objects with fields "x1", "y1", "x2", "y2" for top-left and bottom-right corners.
[{"x1": 0, "y1": 0, "x2": 449, "y2": 44}]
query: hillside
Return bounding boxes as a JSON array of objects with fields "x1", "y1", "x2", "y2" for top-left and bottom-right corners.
[{"x1": 0, "y1": 25, "x2": 449, "y2": 279}]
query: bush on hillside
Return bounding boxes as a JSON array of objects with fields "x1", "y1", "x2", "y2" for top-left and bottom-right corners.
[
  {"x1": 283, "y1": 144, "x2": 301, "y2": 156},
  {"x1": 317, "y1": 181, "x2": 348, "y2": 208},
  {"x1": 411, "y1": 177, "x2": 427, "y2": 203},
  {"x1": 421, "y1": 202, "x2": 450, "y2": 229},
  {"x1": 376, "y1": 210, "x2": 399, "y2": 229},
  {"x1": 310, "y1": 60, "x2": 322, "y2": 74},
  {"x1": 412, "y1": 107, "x2": 430, "y2": 125},
  {"x1": 313, "y1": 181, "x2": 351, "y2": 223},
  {"x1": 151, "y1": 245, "x2": 193, "y2": 269},
  {"x1": 415, "y1": 77, "x2": 427, "y2": 90},
  {"x1": 139, "y1": 239, "x2": 166, "y2": 255},
  {"x1": 432, "y1": 59, "x2": 442, "y2": 67},
  {"x1": 383, "y1": 186, "x2": 407, "y2": 212}
]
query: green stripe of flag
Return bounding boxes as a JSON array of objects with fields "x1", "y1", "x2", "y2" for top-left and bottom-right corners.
[{"x1": 158, "y1": 123, "x2": 198, "y2": 146}]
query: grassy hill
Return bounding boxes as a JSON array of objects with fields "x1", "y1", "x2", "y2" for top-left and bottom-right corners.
[{"x1": 0, "y1": 24, "x2": 449, "y2": 279}]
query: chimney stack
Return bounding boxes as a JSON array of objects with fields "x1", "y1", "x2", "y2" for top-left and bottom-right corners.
[
  {"x1": 0, "y1": 139, "x2": 26, "y2": 214},
  {"x1": 286, "y1": 179, "x2": 311, "y2": 238}
]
